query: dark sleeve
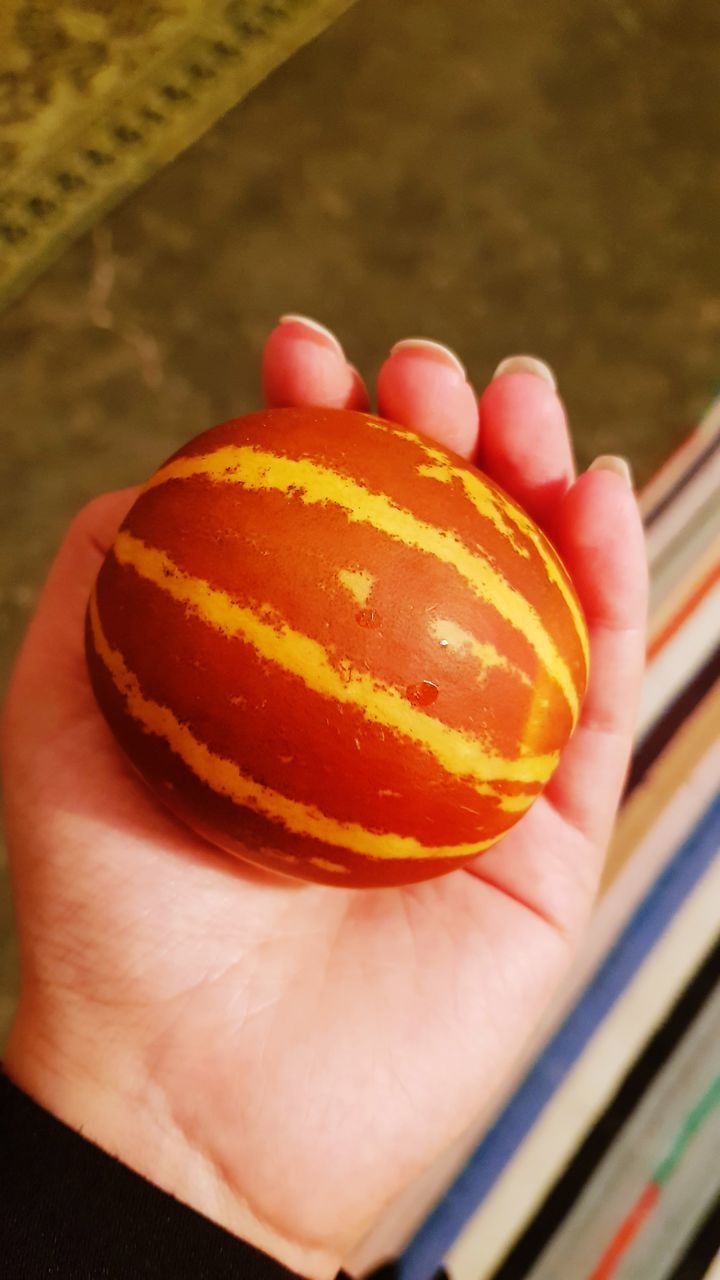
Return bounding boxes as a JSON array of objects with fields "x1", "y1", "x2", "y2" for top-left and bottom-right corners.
[{"x1": 0, "y1": 1068, "x2": 343, "y2": 1280}]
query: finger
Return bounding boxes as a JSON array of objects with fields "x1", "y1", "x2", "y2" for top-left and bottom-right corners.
[
  {"x1": 464, "y1": 458, "x2": 647, "y2": 936},
  {"x1": 262, "y1": 315, "x2": 369, "y2": 411},
  {"x1": 42, "y1": 487, "x2": 138, "y2": 625},
  {"x1": 1, "y1": 485, "x2": 207, "y2": 882},
  {"x1": 542, "y1": 458, "x2": 648, "y2": 847},
  {"x1": 376, "y1": 338, "x2": 480, "y2": 457},
  {"x1": 477, "y1": 356, "x2": 575, "y2": 528}
]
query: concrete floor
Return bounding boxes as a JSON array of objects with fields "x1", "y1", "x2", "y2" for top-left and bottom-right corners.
[{"x1": 2, "y1": 0, "x2": 720, "y2": 1038}]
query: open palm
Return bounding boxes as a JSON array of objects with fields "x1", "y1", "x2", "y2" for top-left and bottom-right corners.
[{"x1": 2, "y1": 325, "x2": 647, "y2": 1279}]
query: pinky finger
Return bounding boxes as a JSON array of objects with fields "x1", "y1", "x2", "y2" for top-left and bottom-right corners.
[{"x1": 543, "y1": 459, "x2": 648, "y2": 848}]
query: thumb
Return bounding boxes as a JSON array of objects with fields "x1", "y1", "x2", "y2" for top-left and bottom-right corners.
[{"x1": 2, "y1": 488, "x2": 139, "y2": 741}]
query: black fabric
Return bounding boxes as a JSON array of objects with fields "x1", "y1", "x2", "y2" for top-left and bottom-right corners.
[{"x1": 0, "y1": 1068, "x2": 332, "y2": 1279}]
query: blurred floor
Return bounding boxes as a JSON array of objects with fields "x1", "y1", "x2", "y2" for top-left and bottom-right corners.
[{"x1": 1, "y1": 0, "x2": 720, "y2": 1035}]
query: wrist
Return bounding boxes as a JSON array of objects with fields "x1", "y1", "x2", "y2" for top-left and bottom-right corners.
[{"x1": 5, "y1": 995, "x2": 344, "y2": 1280}]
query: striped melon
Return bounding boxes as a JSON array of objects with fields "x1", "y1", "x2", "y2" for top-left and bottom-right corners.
[{"x1": 86, "y1": 407, "x2": 589, "y2": 887}]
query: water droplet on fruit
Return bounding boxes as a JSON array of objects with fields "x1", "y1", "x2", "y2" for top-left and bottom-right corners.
[
  {"x1": 439, "y1": 639, "x2": 449, "y2": 648},
  {"x1": 406, "y1": 679, "x2": 439, "y2": 706},
  {"x1": 356, "y1": 608, "x2": 381, "y2": 629}
]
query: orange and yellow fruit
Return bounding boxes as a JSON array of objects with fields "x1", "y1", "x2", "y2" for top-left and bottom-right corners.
[{"x1": 86, "y1": 407, "x2": 589, "y2": 887}]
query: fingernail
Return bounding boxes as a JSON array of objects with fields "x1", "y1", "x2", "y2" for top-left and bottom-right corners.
[
  {"x1": 279, "y1": 314, "x2": 344, "y2": 357},
  {"x1": 493, "y1": 354, "x2": 557, "y2": 391},
  {"x1": 391, "y1": 338, "x2": 466, "y2": 379},
  {"x1": 588, "y1": 454, "x2": 634, "y2": 487}
]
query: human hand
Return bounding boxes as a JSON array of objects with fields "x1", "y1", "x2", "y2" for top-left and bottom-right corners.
[{"x1": 1, "y1": 322, "x2": 647, "y2": 1278}]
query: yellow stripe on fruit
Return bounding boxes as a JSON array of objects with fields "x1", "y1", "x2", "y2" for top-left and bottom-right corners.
[
  {"x1": 497, "y1": 793, "x2": 535, "y2": 814},
  {"x1": 360, "y1": 418, "x2": 529, "y2": 560},
  {"x1": 416, "y1": 460, "x2": 529, "y2": 558},
  {"x1": 88, "y1": 592, "x2": 496, "y2": 863},
  {"x1": 337, "y1": 566, "x2": 375, "y2": 607},
  {"x1": 372, "y1": 419, "x2": 589, "y2": 673},
  {"x1": 113, "y1": 530, "x2": 554, "y2": 788},
  {"x1": 146, "y1": 445, "x2": 581, "y2": 720},
  {"x1": 310, "y1": 857, "x2": 351, "y2": 873},
  {"x1": 429, "y1": 616, "x2": 531, "y2": 686}
]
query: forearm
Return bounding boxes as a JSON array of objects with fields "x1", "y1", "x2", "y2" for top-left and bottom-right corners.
[{"x1": 3, "y1": 1005, "x2": 344, "y2": 1280}]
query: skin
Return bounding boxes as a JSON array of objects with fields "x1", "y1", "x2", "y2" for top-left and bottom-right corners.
[{"x1": 1, "y1": 324, "x2": 648, "y2": 1278}]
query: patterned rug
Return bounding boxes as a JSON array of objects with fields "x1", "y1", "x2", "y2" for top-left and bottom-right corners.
[
  {"x1": 0, "y1": 0, "x2": 355, "y2": 309},
  {"x1": 354, "y1": 400, "x2": 720, "y2": 1280}
]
